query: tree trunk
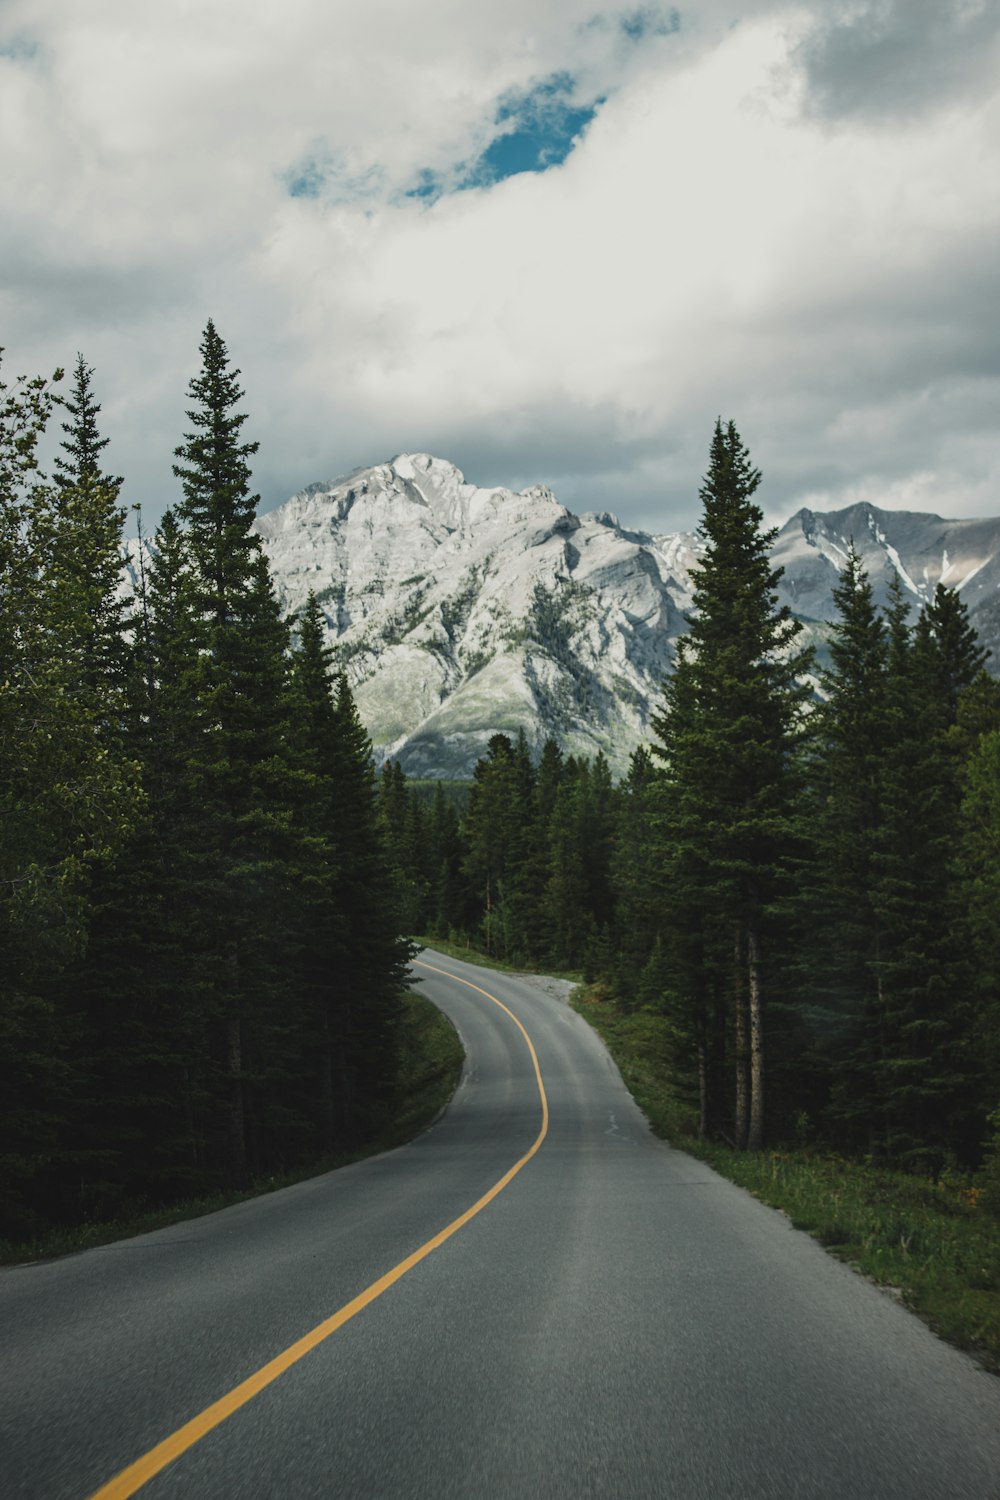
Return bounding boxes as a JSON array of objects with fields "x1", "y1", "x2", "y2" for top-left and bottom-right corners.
[
  {"x1": 710, "y1": 986, "x2": 727, "y2": 1137},
  {"x1": 747, "y1": 916, "x2": 765, "y2": 1152},
  {"x1": 734, "y1": 927, "x2": 749, "y2": 1150},
  {"x1": 696, "y1": 1016, "x2": 708, "y2": 1139}
]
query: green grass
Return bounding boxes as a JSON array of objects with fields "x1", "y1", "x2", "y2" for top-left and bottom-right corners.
[
  {"x1": 0, "y1": 992, "x2": 463, "y2": 1268},
  {"x1": 573, "y1": 984, "x2": 1000, "y2": 1373}
]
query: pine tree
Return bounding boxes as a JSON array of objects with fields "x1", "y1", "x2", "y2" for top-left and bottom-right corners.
[
  {"x1": 287, "y1": 593, "x2": 349, "y2": 1148},
  {"x1": 521, "y1": 737, "x2": 565, "y2": 962},
  {"x1": 427, "y1": 782, "x2": 466, "y2": 939},
  {"x1": 544, "y1": 759, "x2": 594, "y2": 969},
  {"x1": 0, "y1": 355, "x2": 140, "y2": 1232},
  {"x1": 327, "y1": 674, "x2": 412, "y2": 1138},
  {"x1": 463, "y1": 734, "x2": 535, "y2": 959},
  {"x1": 922, "y1": 584, "x2": 986, "y2": 724},
  {"x1": 610, "y1": 746, "x2": 669, "y2": 1009},
  {"x1": 544, "y1": 756, "x2": 616, "y2": 970},
  {"x1": 959, "y1": 728, "x2": 1000, "y2": 1134},
  {"x1": 378, "y1": 761, "x2": 430, "y2": 930},
  {"x1": 39, "y1": 355, "x2": 133, "y2": 718},
  {"x1": 82, "y1": 506, "x2": 220, "y2": 1205},
  {"x1": 870, "y1": 577, "x2": 977, "y2": 1168},
  {"x1": 650, "y1": 420, "x2": 812, "y2": 1150},
  {"x1": 167, "y1": 320, "x2": 297, "y2": 1183},
  {"x1": 811, "y1": 546, "x2": 889, "y2": 1147},
  {"x1": 53, "y1": 353, "x2": 123, "y2": 495},
  {"x1": 35, "y1": 361, "x2": 149, "y2": 1221}
]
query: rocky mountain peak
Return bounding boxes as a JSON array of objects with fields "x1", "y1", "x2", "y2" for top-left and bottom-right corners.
[{"x1": 247, "y1": 456, "x2": 1000, "y2": 777}]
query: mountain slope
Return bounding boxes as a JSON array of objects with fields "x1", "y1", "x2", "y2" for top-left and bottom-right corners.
[
  {"x1": 772, "y1": 502, "x2": 1000, "y2": 621},
  {"x1": 257, "y1": 454, "x2": 703, "y2": 777},
  {"x1": 254, "y1": 456, "x2": 1000, "y2": 778}
]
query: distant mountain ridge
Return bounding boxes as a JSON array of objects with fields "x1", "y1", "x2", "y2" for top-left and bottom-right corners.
[
  {"x1": 772, "y1": 502, "x2": 1000, "y2": 620},
  {"x1": 253, "y1": 454, "x2": 1000, "y2": 778}
]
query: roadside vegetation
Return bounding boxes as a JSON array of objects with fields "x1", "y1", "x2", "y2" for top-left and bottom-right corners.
[
  {"x1": 5, "y1": 325, "x2": 999, "y2": 1372},
  {"x1": 413, "y1": 932, "x2": 581, "y2": 982},
  {"x1": 575, "y1": 981, "x2": 1000, "y2": 1373},
  {"x1": 0, "y1": 993, "x2": 461, "y2": 1267},
  {"x1": 1, "y1": 329, "x2": 414, "y2": 1246},
  {"x1": 383, "y1": 419, "x2": 1000, "y2": 1382}
]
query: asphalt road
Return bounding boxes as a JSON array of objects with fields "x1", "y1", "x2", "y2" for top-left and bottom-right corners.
[{"x1": 3, "y1": 948, "x2": 1000, "y2": 1499}]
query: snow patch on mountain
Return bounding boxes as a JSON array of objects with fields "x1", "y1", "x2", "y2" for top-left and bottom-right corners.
[
  {"x1": 129, "y1": 459, "x2": 1000, "y2": 779},
  {"x1": 253, "y1": 463, "x2": 1000, "y2": 777},
  {"x1": 255, "y1": 453, "x2": 703, "y2": 777},
  {"x1": 771, "y1": 502, "x2": 1000, "y2": 620}
]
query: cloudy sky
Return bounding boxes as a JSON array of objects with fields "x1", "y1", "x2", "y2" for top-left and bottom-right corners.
[{"x1": 2, "y1": 0, "x2": 998, "y2": 534}]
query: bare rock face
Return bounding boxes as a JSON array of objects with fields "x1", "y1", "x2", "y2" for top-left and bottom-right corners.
[
  {"x1": 256, "y1": 453, "x2": 702, "y2": 778},
  {"x1": 772, "y1": 503, "x2": 1000, "y2": 622},
  {"x1": 254, "y1": 457, "x2": 1000, "y2": 778}
]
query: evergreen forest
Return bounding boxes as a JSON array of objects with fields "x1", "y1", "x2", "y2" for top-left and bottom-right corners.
[
  {"x1": 384, "y1": 423, "x2": 1000, "y2": 1181},
  {"x1": 0, "y1": 328, "x2": 411, "y2": 1240},
  {"x1": 2, "y1": 334, "x2": 999, "y2": 1245}
]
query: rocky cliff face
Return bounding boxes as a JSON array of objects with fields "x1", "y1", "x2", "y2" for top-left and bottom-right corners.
[
  {"x1": 771, "y1": 502, "x2": 1000, "y2": 621},
  {"x1": 257, "y1": 454, "x2": 703, "y2": 777},
  {"x1": 254, "y1": 456, "x2": 1000, "y2": 778}
]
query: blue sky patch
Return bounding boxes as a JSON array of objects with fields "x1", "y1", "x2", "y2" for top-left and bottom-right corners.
[
  {"x1": 286, "y1": 159, "x2": 326, "y2": 199},
  {"x1": 620, "y1": 6, "x2": 681, "y2": 42},
  {"x1": 408, "y1": 71, "x2": 602, "y2": 204},
  {"x1": 282, "y1": 149, "x2": 384, "y2": 205},
  {"x1": 408, "y1": 169, "x2": 441, "y2": 202}
]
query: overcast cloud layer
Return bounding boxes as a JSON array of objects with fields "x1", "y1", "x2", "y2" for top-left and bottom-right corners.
[{"x1": 2, "y1": 0, "x2": 998, "y2": 534}]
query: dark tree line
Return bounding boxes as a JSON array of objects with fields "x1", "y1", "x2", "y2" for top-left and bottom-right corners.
[
  {"x1": 4, "y1": 345, "x2": 998, "y2": 1240},
  {"x1": 379, "y1": 734, "x2": 616, "y2": 977},
  {"x1": 386, "y1": 422, "x2": 1000, "y2": 1176},
  {"x1": 0, "y1": 329, "x2": 410, "y2": 1239}
]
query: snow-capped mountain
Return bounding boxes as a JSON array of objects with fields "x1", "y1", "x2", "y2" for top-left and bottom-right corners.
[
  {"x1": 772, "y1": 503, "x2": 1000, "y2": 621},
  {"x1": 255, "y1": 456, "x2": 999, "y2": 778},
  {"x1": 257, "y1": 454, "x2": 702, "y2": 778}
]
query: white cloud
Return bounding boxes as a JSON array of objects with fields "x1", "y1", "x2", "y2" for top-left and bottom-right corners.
[{"x1": 1, "y1": 1, "x2": 997, "y2": 535}]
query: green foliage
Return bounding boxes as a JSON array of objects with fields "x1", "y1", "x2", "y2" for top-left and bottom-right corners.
[
  {"x1": 53, "y1": 352, "x2": 123, "y2": 495},
  {"x1": 862, "y1": 579, "x2": 982, "y2": 1170},
  {"x1": 809, "y1": 545, "x2": 891, "y2": 1146},
  {"x1": 6, "y1": 341, "x2": 999, "y2": 1256},
  {"x1": 649, "y1": 420, "x2": 813, "y2": 1149},
  {"x1": 960, "y1": 728, "x2": 1000, "y2": 1116},
  {"x1": 0, "y1": 332, "x2": 416, "y2": 1238},
  {"x1": 379, "y1": 417, "x2": 999, "y2": 1188},
  {"x1": 576, "y1": 980, "x2": 1000, "y2": 1371},
  {"x1": 0, "y1": 352, "x2": 142, "y2": 1233},
  {"x1": 0, "y1": 991, "x2": 462, "y2": 1266}
]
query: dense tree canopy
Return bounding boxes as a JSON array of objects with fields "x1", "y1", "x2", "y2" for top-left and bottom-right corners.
[
  {"x1": 2, "y1": 370, "x2": 998, "y2": 1241},
  {"x1": 385, "y1": 423, "x2": 1000, "y2": 1177},
  {"x1": 0, "y1": 331, "x2": 412, "y2": 1239}
]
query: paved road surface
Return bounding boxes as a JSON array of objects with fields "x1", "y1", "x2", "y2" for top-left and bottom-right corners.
[{"x1": 2, "y1": 949, "x2": 999, "y2": 1498}]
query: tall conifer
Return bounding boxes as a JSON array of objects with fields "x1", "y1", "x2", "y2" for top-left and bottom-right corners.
[
  {"x1": 327, "y1": 674, "x2": 411, "y2": 1137},
  {"x1": 651, "y1": 420, "x2": 811, "y2": 1149},
  {"x1": 811, "y1": 546, "x2": 889, "y2": 1146},
  {"x1": 169, "y1": 320, "x2": 295, "y2": 1182}
]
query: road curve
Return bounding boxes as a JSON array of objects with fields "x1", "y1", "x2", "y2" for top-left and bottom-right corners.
[{"x1": 2, "y1": 948, "x2": 999, "y2": 1499}]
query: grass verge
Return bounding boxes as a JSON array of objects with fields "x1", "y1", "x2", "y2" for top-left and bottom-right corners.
[
  {"x1": 0, "y1": 991, "x2": 463, "y2": 1268},
  {"x1": 573, "y1": 983, "x2": 1000, "y2": 1374}
]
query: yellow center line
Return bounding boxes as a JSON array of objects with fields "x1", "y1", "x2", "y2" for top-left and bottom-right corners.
[{"x1": 86, "y1": 958, "x2": 548, "y2": 1500}]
